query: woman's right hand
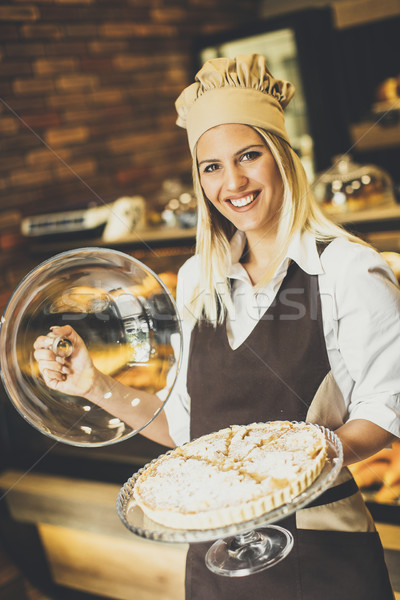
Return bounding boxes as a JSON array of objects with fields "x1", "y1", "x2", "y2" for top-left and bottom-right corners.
[{"x1": 33, "y1": 324, "x2": 96, "y2": 397}]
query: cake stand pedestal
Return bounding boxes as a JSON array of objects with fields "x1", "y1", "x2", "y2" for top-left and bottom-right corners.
[
  {"x1": 116, "y1": 425, "x2": 343, "y2": 577},
  {"x1": 206, "y1": 525, "x2": 294, "y2": 576}
]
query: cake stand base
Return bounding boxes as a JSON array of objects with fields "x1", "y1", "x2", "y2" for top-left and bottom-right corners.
[{"x1": 205, "y1": 525, "x2": 294, "y2": 577}]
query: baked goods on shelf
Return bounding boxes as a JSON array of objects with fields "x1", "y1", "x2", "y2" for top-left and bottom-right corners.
[
  {"x1": 349, "y1": 440, "x2": 400, "y2": 504},
  {"x1": 314, "y1": 154, "x2": 395, "y2": 214},
  {"x1": 133, "y1": 420, "x2": 327, "y2": 530}
]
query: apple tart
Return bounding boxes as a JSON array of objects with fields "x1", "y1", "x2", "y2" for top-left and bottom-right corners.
[{"x1": 133, "y1": 421, "x2": 327, "y2": 530}]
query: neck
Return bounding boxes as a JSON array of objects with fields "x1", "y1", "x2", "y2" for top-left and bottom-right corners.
[{"x1": 241, "y1": 230, "x2": 282, "y2": 285}]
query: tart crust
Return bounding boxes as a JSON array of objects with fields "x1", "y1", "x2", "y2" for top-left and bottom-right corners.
[{"x1": 133, "y1": 421, "x2": 327, "y2": 530}]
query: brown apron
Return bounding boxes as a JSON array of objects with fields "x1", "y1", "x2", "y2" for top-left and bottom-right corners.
[{"x1": 186, "y1": 259, "x2": 394, "y2": 600}]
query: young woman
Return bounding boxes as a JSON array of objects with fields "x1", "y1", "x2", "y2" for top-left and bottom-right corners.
[{"x1": 35, "y1": 55, "x2": 399, "y2": 599}]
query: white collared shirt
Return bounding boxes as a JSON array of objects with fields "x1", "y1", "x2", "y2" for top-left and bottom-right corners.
[{"x1": 163, "y1": 230, "x2": 400, "y2": 446}]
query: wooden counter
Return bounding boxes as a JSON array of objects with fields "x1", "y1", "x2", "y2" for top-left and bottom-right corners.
[
  {"x1": 0, "y1": 469, "x2": 399, "y2": 599},
  {"x1": 0, "y1": 470, "x2": 187, "y2": 600}
]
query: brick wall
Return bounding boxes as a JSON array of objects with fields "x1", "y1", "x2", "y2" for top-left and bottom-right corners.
[{"x1": 0, "y1": 0, "x2": 261, "y2": 218}]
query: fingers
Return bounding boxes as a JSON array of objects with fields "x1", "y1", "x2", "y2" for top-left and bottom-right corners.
[
  {"x1": 50, "y1": 324, "x2": 72, "y2": 335},
  {"x1": 34, "y1": 327, "x2": 77, "y2": 360},
  {"x1": 33, "y1": 335, "x2": 54, "y2": 351},
  {"x1": 33, "y1": 326, "x2": 78, "y2": 349},
  {"x1": 49, "y1": 325, "x2": 87, "y2": 357},
  {"x1": 37, "y1": 358, "x2": 70, "y2": 374},
  {"x1": 41, "y1": 367, "x2": 66, "y2": 390},
  {"x1": 33, "y1": 346, "x2": 64, "y2": 365},
  {"x1": 33, "y1": 340, "x2": 71, "y2": 382},
  {"x1": 49, "y1": 324, "x2": 79, "y2": 344}
]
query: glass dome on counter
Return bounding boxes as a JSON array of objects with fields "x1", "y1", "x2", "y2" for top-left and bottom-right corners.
[
  {"x1": 0, "y1": 248, "x2": 182, "y2": 447},
  {"x1": 313, "y1": 154, "x2": 395, "y2": 214}
]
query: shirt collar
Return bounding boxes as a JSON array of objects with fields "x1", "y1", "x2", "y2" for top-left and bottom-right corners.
[
  {"x1": 286, "y1": 229, "x2": 324, "y2": 275},
  {"x1": 228, "y1": 229, "x2": 324, "y2": 280}
]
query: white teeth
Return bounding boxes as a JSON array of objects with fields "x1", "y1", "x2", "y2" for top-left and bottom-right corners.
[{"x1": 230, "y1": 194, "x2": 255, "y2": 207}]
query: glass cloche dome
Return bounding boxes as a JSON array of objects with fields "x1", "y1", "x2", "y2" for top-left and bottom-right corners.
[
  {"x1": 0, "y1": 248, "x2": 182, "y2": 447},
  {"x1": 313, "y1": 154, "x2": 395, "y2": 214}
]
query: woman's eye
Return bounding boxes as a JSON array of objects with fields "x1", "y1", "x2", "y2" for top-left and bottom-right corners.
[
  {"x1": 241, "y1": 151, "x2": 260, "y2": 162},
  {"x1": 203, "y1": 163, "x2": 220, "y2": 173}
]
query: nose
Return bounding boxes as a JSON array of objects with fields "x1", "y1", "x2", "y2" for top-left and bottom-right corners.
[{"x1": 224, "y1": 163, "x2": 248, "y2": 192}]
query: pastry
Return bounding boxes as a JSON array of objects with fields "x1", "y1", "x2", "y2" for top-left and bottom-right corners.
[{"x1": 133, "y1": 421, "x2": 327, "y2": 530}]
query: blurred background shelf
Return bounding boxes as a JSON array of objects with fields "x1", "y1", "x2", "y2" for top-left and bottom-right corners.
[{"x1": 350, "y1": 119, "x2": 400, "y2": 153}]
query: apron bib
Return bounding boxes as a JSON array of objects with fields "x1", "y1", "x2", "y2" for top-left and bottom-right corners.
[{"x1": 185, "y1": 260, "x2": 393, "y2": 600}]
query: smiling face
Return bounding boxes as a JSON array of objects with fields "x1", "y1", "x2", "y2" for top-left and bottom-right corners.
[{"x1": 196, "y1": 124, "x2": 284, "y2": 240}]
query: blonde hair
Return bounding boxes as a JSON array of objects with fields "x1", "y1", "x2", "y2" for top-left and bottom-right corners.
[{"x1": 189, "y1": 127, "x2": 367, "y2": 325}]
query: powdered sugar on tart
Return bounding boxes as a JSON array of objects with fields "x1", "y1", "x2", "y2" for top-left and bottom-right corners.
[{"x1": 133, "y1": 421, "x2": 327, "y2": 530}]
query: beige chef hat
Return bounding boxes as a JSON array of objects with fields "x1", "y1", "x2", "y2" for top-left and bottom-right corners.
[{"x1": 175, "y1": 54, "x2": 295, "y2": 155}]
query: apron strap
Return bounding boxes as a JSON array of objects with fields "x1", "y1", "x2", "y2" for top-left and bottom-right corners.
[{"x1": 305, "y1": 477, "x2": 359, "y2": 509}]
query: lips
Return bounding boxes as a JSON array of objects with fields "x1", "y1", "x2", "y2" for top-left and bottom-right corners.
[{"x1": 227, "y1": 191, "x2": 259, "y2": 208}]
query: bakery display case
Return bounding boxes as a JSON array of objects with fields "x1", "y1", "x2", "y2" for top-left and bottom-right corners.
[{"x1": 313, "y1": 154, "x2": 395, "y2": 215}]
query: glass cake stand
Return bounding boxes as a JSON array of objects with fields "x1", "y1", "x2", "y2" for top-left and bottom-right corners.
[{"x1": 116, "y1": 425, "x2": 343, "y2": 577}]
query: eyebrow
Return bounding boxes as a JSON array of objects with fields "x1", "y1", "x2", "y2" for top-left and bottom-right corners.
[{"x1": 197, "y1": 144, "x2": 265, "y2": 166}]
